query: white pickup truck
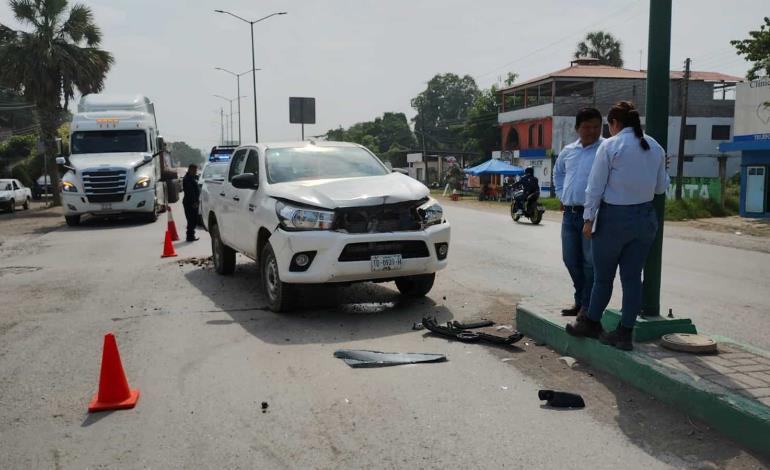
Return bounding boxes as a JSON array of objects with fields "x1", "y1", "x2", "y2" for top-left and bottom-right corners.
[
  {"x1": 202, "y1": 141, "x2": 451, "y2": 312},
  {"x1": 0, "y1": 179, "x2": 32, "y2": 212}
]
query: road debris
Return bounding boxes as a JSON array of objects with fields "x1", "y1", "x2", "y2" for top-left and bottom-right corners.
[
  {"x1": 496, "y1": 325, "x2": 514, "y2": 332},
  {"x1": 451, "y1": 319, "x2": 494, "y2": 329},
  {"x1": 422, "y1": 317, "x2": 523, "y2": 346},
  {"x1": 334, "y1": 349, "x2": 447, "y2": 368},
  {"x1": 538, "y1": 390, "x2": 585, "y2": 409},
  {"x1": 559, "y1": 356, "x2": 578, "y2": 368},
  {"x1": 412, "y1": 322, "x2": 425, "y2": 331},
  {"x1": 261, "y1": 402, "x2": 269, "y2": 413}
]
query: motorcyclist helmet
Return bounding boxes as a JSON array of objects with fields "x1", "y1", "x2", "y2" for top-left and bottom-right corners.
[{"x1": 524, "y1": 167, "x2": 534, "y2": 176}]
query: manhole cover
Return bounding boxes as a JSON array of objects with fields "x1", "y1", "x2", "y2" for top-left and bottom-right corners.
[{"x1": 661, "y1": 333, "x2": 717, "y2": 354}]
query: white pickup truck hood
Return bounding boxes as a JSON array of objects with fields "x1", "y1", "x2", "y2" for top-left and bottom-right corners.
[
  {"x1": 266, "y1": 173, "x2": 430, "y2": 209},
  {"x1": 69, "y1": 152, "x2": 149, "y2": 171}
]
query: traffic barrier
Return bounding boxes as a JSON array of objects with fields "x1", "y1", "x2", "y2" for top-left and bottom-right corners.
[
  {"x1": 88, "y1": 333, "x2": 140, "y2": 412},
  {"x1": 161, "y1": 229, "x2": 177, "y2": 258},
  {"x1": 167, "y1": 206, "x2": 180, "y2": 241}
]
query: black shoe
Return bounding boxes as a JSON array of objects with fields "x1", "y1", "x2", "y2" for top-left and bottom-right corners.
[
  {"x1": 565, "y1": 316, "x2": 603, "y2": 339},
  {"x1": 600, "y1": 325, "x2": 634, "y2": 351},
  {"x1": 561, "y1": 305, "x2": 581, "y2": 316},
  {"x1": 186, "y1": 237, "x2": 199, "y2": 242}
]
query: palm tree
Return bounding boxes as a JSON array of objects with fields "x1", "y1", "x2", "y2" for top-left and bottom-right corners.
[
  {"x1": 0, "y1": 0, "x2": 113, "y2": 205},
  {"x1": 574, "y1": 31, "x2": 624, "y2": 68}
]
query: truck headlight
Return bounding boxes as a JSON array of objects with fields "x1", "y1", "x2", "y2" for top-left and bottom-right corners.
[
  {"x1": 276, "y1": 201, "x2": 335, "y2": 231},
  {"x1": 134, "y1": 176, "x2": 151, "y2": 189},
  {"x1": 61, "y1": 181, "x2": 79, "y2": 193},
  {"x1": 418, "y1": 199, "x2": 444, "y2": 227}
]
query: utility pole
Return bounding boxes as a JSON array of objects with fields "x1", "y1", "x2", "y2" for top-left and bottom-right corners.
[
  {"x1": 641, "y1": 0, "x2": 672, "y2": 317},
  {"x1": 220, "y1": 108, "x2": 224, "y2": 145},
  {"x1": 675, "y1": 58, "x2": 691, "y2": 201}
]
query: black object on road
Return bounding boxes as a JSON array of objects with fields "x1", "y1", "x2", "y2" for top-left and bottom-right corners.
[
  {"x1": 422, "y1": 317, "x2": 523, "y2": 346},
  {"x1": 452, "y1": 319, "x2": 495, "y2": 329},
  {"x1": 261, "y1": 402, "x2": 269, "y2": 413},
  {"x1": 538, "y1": 390, "x2": 585, "y2": 408},
  {"x1": 334, "y1": 349, "x2": 447, "y2": 368}
]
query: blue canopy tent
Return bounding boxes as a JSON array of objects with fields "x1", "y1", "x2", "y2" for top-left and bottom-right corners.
[{"x1": 464, "y1": 159, "x2": 524, "y2": 176}]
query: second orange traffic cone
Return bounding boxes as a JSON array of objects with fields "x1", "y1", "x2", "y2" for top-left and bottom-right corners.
[
  {"x1": 167, "y1": 206, "x2": 180, "y2": 241},
  {"x1": 88, "y1": 333, "x2": 140, "y2": 412},
  {"x1": 161, "y1": 229, "x2": 177, "y2": 258}
]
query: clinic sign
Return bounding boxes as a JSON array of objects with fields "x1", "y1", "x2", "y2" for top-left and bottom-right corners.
[
  {"x1": 665, "y1": 177, "x2": 721, "y2": 201},
  {"x1": 733, "y1": 78, "x2": 770, "y2": 139}
]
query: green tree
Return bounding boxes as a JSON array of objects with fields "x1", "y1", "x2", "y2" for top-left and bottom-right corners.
[
  {"x1": 0, "y1": 0, "x2": 113, "y2": 205},
  {"x1": 462, "y1": 84, "x2": 502, "y2": 157},
  {"x1": 731, "y1": 16, "x2": 770, "y2": 80},
  {"x1": 574, "y1": 31, "x2": 623, "y2": 67},
  {"x1": 325, "y1": 112, "x2": 416, "y2": 158},
  {"x1": 411, "y1": 73, "x2": 481, "y2": 150},
  {"x1": 169, "y1": 141, "x2": 204, "y2": 167}
]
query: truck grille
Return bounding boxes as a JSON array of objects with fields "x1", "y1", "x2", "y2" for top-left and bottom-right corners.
[
  {"x1": 334, "y1": 199, "x2": 425, "y2": 233},
  {"x1": 338, "y1": 241, "x2": 429, "y2": 262},
  {"x1": 82, "y1": 169, "x2": 127, "y2": 203}
]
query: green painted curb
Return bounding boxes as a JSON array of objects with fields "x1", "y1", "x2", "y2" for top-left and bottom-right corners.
[
  {"x1": 517, "y1": 304, "x2": 770, "y2": 457},
  {"x1": 602, "y1": 309, "x2": 697, "y2": 342}
]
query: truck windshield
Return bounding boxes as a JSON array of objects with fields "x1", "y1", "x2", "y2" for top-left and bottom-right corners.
[
  {"x1": 71, "y1": 130, "x2": 148, "y2": 154},
  {"x1": 266, "y1": 146, "x2": 388, "y2": 183}
]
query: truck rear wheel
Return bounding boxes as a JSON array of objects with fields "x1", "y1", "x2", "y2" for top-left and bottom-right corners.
[
  {"x1": 211, "y1": 223, "x2": 235, "y2": 275},
  {"x1": 65, "y1": 215, "x2": 81, "y2": 226},
  {"x1": 261, "y1": 243, "x2": 295, "y2": 312},
  {"x1": 23, "y1": 198, "x2": 30, "y2": 210},
  {"x1": 395, "y1": 273, "x2": 435, "y2": 297}
]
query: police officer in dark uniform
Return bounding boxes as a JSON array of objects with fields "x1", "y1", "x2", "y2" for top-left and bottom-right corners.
[{"x1": 182, "y1": 164, "x2": 200, "y2": 242}]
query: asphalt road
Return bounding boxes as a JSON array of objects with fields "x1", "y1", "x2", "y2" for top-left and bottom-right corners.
[{"x1": 0, "y1": 202, "x2": 767, "y2": 469}]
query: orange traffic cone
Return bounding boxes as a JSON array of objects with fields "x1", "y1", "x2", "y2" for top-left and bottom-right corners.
[
  {"x1": 167, "y1": 206, "x2": 180, "y2": 241},
  {"x1": 161, "y1": 229, "x2": 177, "y2": 258},
  {"x1": 88, "y1": 333, "x2": 140, "y2": 412}
]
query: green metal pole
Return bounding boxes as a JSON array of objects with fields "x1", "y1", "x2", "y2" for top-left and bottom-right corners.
[{"x1": 642, "y1": 0, "x2": 672, "y2": 317}]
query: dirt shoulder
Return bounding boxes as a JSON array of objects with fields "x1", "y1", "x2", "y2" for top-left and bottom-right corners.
[{"x1": 438, "y1": 195, "x2": 770, "y2": 254}]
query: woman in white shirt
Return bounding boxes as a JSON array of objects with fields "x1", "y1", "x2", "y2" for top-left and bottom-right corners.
[{"x1": 566, "y1": 101, "x2": 669, "y2": 351}]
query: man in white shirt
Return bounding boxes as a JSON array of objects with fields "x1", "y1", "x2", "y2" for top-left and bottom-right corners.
[{"x1": 553, "y1": 108, "x2": 603, "y2": 317}]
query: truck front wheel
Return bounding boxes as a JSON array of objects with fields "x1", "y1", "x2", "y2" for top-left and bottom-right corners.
[
  {"x1": 261, "y1": 243, "x2": 295, "y2": 312},
  {"x1": 23, "y1": 198, "x2": 30, "y2": 210},
  {"x1": 65, "y1": 215, "x2": 81, "y2": 226},
  {"x1": 211, "y1": 223, "x2": 235, "y2": 275},
  {"x1": 395, "y1": 273, "x2": 436, "y2": 297}
]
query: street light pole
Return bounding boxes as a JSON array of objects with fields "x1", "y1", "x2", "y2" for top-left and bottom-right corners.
[
  {"x1": 214, "y1": 10, "x2": 287, "y2": 143},
  {"x1": 215, "y1": 67, "x2": 261, "y2": 145}
]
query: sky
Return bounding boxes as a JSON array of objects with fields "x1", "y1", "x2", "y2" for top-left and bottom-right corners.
[{"x1": 1, "y1": 0, "x2": 766, "y2": 152}]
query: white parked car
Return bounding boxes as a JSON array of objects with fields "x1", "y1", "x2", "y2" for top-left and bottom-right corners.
[
  {"x1": 0, "y1": 179, "x2": 32, "y2": 212},
  {"x1": 202, "y1": 141, "x2": 450, "y2": 312}
]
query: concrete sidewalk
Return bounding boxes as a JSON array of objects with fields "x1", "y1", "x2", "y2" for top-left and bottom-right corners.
[{"x1": 516, "y1": 301, "x2": 770, "y2": 458}]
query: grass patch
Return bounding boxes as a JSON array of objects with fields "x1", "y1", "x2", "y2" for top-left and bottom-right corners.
[{"x1": 664, "y1": 198, "x2": 737, "y2": 221}]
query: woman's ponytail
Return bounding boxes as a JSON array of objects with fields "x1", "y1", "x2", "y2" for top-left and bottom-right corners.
[{"x1": 608, "y1": 101, "x2": 650, "y2": 150}]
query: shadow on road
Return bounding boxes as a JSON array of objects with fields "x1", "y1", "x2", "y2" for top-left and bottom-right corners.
[
  {"x1": 184, "y1": 260, "x2": 455, "y2": 346},
  {"x1": 63, "y1": 214, "x2": 157, "y2": 232}
]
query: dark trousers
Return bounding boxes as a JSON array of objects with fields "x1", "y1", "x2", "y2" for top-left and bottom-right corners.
[
  {"x1": 183, "y1": 201, "x2": 197, "y2": 240},
  {"x1": 587, "y1": 202, "x2": 658, "y2": 328},
  {"x1": 561, "y1": 209, "x2": 593, "y2": 309}
]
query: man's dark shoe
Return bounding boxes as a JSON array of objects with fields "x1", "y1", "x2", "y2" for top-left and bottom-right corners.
[
  {"x1": 561, "y1": 305, "x2": 581, "y2": 316},
  {"x1": 186, "y1": 236, "x2": 199, "y2": 242},
  {"x1": 600, "y1": 325, "x2": 634, "y2": 351},
  {"x1": 565, "y1": 316, "x2": 603, "y2": 339}
]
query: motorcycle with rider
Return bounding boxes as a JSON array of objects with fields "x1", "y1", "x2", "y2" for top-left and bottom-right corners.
[{"x1": 511, "y1": 167, "x2": 545, "y2": 224}]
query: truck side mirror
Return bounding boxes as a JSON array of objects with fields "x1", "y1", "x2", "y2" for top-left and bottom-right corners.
[
  {"x1": 55, "y1": 157, "x2": 66, "y2": 165},
  {"x1": 156, "y1": 136, "x2": 165, "y2": 153},
  {"x1": 143, "y1": 154, "x2": 152, "y2": 163},
  {"x1": 231, "y1": 173, "x2": 259, "y2": 190}
]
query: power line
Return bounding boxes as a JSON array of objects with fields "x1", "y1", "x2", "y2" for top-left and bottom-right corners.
[{"x1": 473, "y1": 0, "x2": 641, "y2": 83}]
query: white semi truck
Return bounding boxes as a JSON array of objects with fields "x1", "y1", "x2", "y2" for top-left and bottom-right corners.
[{"x1": 57, "y1": 94, "x2": 179, "y2": 226}]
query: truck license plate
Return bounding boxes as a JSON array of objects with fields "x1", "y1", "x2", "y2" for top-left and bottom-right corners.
[
  {"x1": 101, "y1": 203, "x2": 112, "y2": 211},
  {"x1": 371, "y1": 254, "x2": 402, "y2": 272}
]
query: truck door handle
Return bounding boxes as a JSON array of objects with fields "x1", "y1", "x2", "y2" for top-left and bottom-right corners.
[
  {"x1": 219, "y1": 192, "x2": 226, "y2": 197},
  {"x1": 233, "y1": 196, "x2": 240, "y2": 201},
  {"x1": 248, "y1": 204, "x2": 255, "y2": 212}
]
